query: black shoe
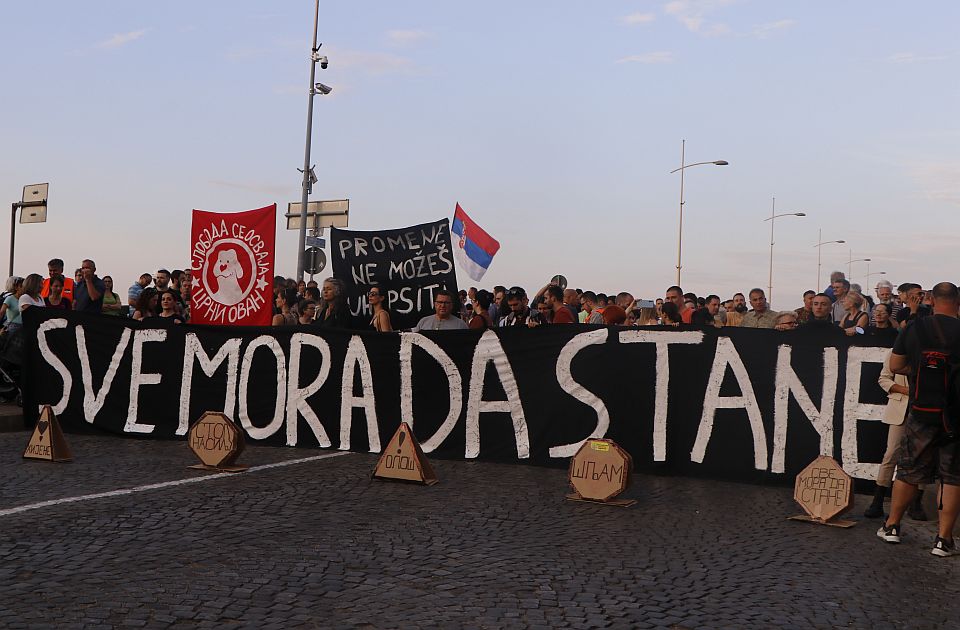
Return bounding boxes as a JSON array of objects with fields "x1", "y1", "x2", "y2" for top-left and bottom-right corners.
[
  {"x1": 907, "y1": 492, "x2": 929, "y2": 521},
  {"x1": 932, "y1": 537, "x2": 957, "y2": 558},
  {"x1": 864, "y1": 486, "x2": 887, "y2": 518},
  {"x1": 877, "y1": 522, "x2": 901, "y2": 543}
]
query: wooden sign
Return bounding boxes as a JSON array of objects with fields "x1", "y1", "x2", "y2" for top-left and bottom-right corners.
[
  {"x1": 187, "y1": 411, "x2": 247, "y2": 472},
  {"x1": 789, "y1": 455, "x2": 855, "y2": 527},
  {"x1": 566, "y1": 439, "x2": 635, "y2": 507},
  {"x1": 372, "y1": 422, "x2": 437, "y2": 485},
  {"x1": 23, "y1": 405, "x2": 72, "y2": 462}
]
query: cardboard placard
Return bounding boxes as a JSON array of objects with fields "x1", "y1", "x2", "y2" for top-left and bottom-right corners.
[
  {"x1": 566, "y1": 439, "x2": 635, "y2": 506},
  {"x1": 23, "y1": 405, "x2": 72, "y2": 462},
  {"x1": 790, "y1": 455, "x2": 854, "y2": 526},
  {"x1": 373, "y1": 422, "x2": 437, "y2": 485},
  {"x1": 187, "y1": 411, "x2": 246, "y2": 471}
]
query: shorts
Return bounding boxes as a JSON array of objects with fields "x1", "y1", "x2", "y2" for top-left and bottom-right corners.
[{"x1": 896, "y1": 413, "x2": 960, "y2": 486}]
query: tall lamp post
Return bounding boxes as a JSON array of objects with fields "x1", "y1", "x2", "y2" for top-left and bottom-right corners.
[
  {"x1": 847, "y1": 250, "x2": 871, "y2": 285},
  {"x1": 670, "y1": 139, "x2": 728, "y2": 285},
  {"x1": 814, "y1": 228, "x2": 845, "y2": 290},
  {"x1": 865, "y1": 270, "x2": 887, "y2": 286},
  {"x1": 764, "y1": 196, "x2": 805, "y2": 307},
  {"x1": 296, "y1": 0, "x2": 332, "y2": 282}
]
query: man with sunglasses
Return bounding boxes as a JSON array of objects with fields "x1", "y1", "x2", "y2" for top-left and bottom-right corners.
[
  {"x1": 498, "y1": 287, "x2": 530, "y2": 327},
  {"x1": 413, "y1": 289, "x2": 468, "y2": 332}
]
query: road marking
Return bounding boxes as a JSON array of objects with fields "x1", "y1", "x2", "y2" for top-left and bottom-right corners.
[{"x1": 0, "y1": 450, "x2": 352, "y2": 518}]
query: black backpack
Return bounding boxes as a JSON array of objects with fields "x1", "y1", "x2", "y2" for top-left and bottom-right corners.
[{"x1": 911, "y1": 316, "x2": 960, "y2": 439}]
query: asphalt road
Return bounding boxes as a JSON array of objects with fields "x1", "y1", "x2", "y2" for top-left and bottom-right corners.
[{"x1": 0, "y1": 431, "x2": 955, "y2": 629}]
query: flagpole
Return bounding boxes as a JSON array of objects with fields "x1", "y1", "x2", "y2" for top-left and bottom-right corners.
[{"x1": 296, "y1": 0, "x2": 321, "y2": 282}]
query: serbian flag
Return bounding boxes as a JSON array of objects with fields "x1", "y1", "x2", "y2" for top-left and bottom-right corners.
[
  {"x1": 189, "y1": 204, "x2": 276, "y2": 326},
  {"x1": 451, "y1": 203, "x2": 500, "y2": 282}
]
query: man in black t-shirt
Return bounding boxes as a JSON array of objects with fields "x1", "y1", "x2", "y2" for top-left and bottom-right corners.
[
  {"x1": 879, "y1": 282, "x2": 960, "y2": 557},
  {"x1": 896, "y1": 283, "x2": 932, "y2": 329}
]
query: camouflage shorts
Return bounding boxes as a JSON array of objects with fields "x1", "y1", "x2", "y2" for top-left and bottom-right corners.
[{"x1": 896, "y1": 414, "x2": 960, "y2": 486}]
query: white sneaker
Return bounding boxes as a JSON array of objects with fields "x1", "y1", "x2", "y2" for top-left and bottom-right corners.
[{"x1": 932, "y1": 537, "x2": 957, "y2": 557}]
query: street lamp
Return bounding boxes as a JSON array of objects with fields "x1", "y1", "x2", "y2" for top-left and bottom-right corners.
[
  {"x1": 763, "y1": 196, "x2": 805, "y2": 307},
  {"x1": 295, "y1": 0, "x2": 332, "y2": 282},
  {"x1": 847, "y1": 249, "x2": 871, "y2": 284},
  {"x1": 814, "y1": 228, "x2": 845, "y2": 290},
  {"x1": 669, "y1": 139, "x2": 728, "y2": 285}
]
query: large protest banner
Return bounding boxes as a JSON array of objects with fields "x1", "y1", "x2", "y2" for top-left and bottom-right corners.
[
  {"x1": 24, "y1": 309, "x2": 894, "y2": 484},
  {"x1": 331, "y1": 219, "x2": 459, "y2": 330},
  {"x1": 190, "y1": 204, "x2": 276, "y2": 326}
]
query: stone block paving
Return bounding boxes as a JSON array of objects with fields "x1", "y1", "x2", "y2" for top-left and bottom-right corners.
[{"x1": 0, "y1": 431, "x2": 955, "y2": 628}]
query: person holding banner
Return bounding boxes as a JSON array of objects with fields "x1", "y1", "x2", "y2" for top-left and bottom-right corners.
[
  {"x1": 413, "y1": 290, "x2": 467, "y2": 332},
  {"x1": 316, "y1": 278, "x2": 351, "y2": 329},
  {"x1": 368, "y1": 287, "x2": 393, "y2": 332}
]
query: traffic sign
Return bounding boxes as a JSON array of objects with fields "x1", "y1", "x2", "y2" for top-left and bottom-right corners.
[
  {"x1": 305, "y1": 236, "x2": 326, "y2": 248},
  {"x1": 305, "y1": 247, "x2": 327, "y2": 275}
]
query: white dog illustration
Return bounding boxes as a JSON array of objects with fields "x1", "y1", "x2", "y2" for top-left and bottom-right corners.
[{"x1": 209, "y1": 248, "x2": 247, "y2": 306}]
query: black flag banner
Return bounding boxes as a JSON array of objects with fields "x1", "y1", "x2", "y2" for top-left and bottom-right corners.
[
  {"x1": 23, "y1": 309, "x2": 894, "y2": 484},
  {"x1": 331, "y1": 219, "x2": 459, "y2": 330}
]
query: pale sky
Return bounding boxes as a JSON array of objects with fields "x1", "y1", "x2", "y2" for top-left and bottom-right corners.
[{"x1": 2, "y1": 1, "x2": 958, "y2": 309}]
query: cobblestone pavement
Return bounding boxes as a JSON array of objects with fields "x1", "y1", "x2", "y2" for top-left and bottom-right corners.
[{"x1": 0, "y1": 431, "x2": 956, "y2": 629}]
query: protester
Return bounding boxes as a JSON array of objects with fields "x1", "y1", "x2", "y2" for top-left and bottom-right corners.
[
  {"x1": 544, "y1": 285, "x2": 575, "y2": 324},
  {"x1": 180, "y1": 275, "x2": 192, "y2": 321},
  {"x1": 468, "y1": 290, "x2": 494, "y2": 330},
  {"x1": 315, "y1": 278, "x2": 351, "y2": 328},
  {"x1": 0, "y1": 278, "x2": 23, "y2": 332},
  {"x1": 880, "y1": 282, "x2": 960, "y2": 556},
  {"x1": 740, "y1": 288, "x2": 778, "y2": 329},
  {"x1": 660, "y1": 301, "x2": 681, "y2": 326},
  {"x1": 865, "y1": 350, "x2": 917, "y2": 519},
  {"x1": 128, "y1": 273, "x2": 152, "y2": 308},
  {"x1": 897, "y1": 283, "x2": 930, "y2": 329},
  {"x1": 602, "y1": 304, "x2": 627, "y2": 325},
  {"x1": 498, "y1": 288, "x2": 530, "y2": 327},
  {"x1": 101, "y1": 276, "x2": 123, "y2": 316},
  {"x1": 625, "y1": 309, "x2": 642, "y2": 326},
  {"x1": 413, "y1": 290, "x2": 468, "y2": 331},
  {"x1": 794, "y1": 291, "x2": 816, "y2": 325},
  {"x1": 839, "y1": 292, "x2": 869, "y2": 336},
  {"x1": 580, "y1": 291, "x2": 604, "y2": 324},
  {"x1": 18, "y1": 274, "x2": 45, "y2": 315},
  {"x1": 808, "y1": 293, "x2": 833, "y2": 324},
  {"x1": 40, "y1": 258, "x2": 75, "y2": 302},
  {"x1": 831, "y1": 278, "x2": 851, "y2": 323},
  {"x1": 866, "y1": 303, "x2": 898, "y2": 340},
  {"x1": 298, "y1": 300, "x2": 318, "y2": 326},
  {"x1": 0, "y1": 277, "x2": 22, "y2": 327},
  {"x1": 132, "y1": 288, "x2": 159, "y2": 321},
  {"x1": 873, "y1": 279, "x2": 900, "y2": 324},
  {"x1": 368, "y1": 286, "x2": 393, "y2": 332},
  {"x1": 153, "y1": 290, "x2": 185, "y2": 324},
  {"x1": 272, "y1": 289, "x2": 299, "y2": 326},
  {"x1": 824, "y1": 271, "x2": 845, "y2": 302},
  {"x1": 44, "y1": 275, "x2": 71, "y2": 311},
  {"x1": 528, "y1": 301, "x2": 554, "y2": 327},
  {"x1": 74, "y1": 259, "x2": 106, "y2": 314},
  {"x1": 154, "y1": 269, "x2": 171, "y2": 292},
  {"x1": 774, "y1": 312, "x2": 799, "y2": 331},
  {"x1": 665, "y1": 286, "x2": 694, "y2": 324},
  {"x1": 692, "y1": 295, "x2": 722, "y2": 327},
  {"x1": 489, "y1": 285, "x2": 507, "y2": 326}
]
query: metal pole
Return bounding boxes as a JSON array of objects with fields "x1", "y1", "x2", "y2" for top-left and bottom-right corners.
[
  {"x1": 296, "y1": 0, "x2": 321, "y2": 282},
  {"x1": 847, "y1": 248, "x2": 852, "y2": 281},
  {"x1": 817, "y1": 228, "x2": 822, "y2": 291},
  {"x1": 9, "y1": 203, "x2": 18, "y2": 277},
  {"x1": 675, "y1": 139, "x2": 685, "y2": 286},
  {"x1": 768, "y1": 197, "x2": 775, "y2": 306}
]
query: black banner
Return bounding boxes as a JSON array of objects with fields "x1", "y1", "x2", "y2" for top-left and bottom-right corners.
[
  {"x1": 23, "y1": 309, "x2": 894, "y2": 483},
  {"x1": 331, "y1": 219, "x2": 459, "y2": 330}
]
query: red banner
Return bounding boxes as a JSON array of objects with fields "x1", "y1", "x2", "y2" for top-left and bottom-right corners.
[{"x1": 190, "y1": 204, "x2": 276, "y2": 326}]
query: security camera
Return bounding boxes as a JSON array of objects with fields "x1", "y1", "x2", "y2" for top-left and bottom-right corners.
[
  {"x1": 314, "y1": 82, "x2": 332, "y2": 95},
  {"x1": 318, "y1": 55, "x2": 329, "y2": 70}
]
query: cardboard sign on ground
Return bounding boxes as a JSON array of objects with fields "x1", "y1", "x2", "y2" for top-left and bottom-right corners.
[
  {"x1": 566, "y1": 439, "x2": 635, "y2": 507},
  {"x1": 23, "y1": 405, "x2": 73, "y2": 462},
  {"x1": 373, "y1": 422, "x2": 437, "y2": 485},
  {"x1": 187, "y1": 411, "x2": 247, "y2": 472},
  {"x1": 789, "y1": 455, "x2": 855, "y2": 527}
]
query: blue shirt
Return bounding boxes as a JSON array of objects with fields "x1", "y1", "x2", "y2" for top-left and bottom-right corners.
[{"x1": 74, "y1": 276, "x2": 107, "y2": 313}]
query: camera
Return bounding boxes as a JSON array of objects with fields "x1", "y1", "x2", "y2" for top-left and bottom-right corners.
[
  {"x1": 314, "y1": 82, "x2": 333, "y2": 95},
  {"x1": 318, "y1": 55, "x2": 329, "y2": 70}
]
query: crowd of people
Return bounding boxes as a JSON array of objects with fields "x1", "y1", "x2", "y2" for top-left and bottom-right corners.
[{"x1": 5, "y1": 258, "x2": 960, "y2": 559}]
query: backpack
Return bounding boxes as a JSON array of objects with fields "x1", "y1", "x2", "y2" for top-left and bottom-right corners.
[{"x1": 911, "y1": 316, "x2": 960, "y2": 439}]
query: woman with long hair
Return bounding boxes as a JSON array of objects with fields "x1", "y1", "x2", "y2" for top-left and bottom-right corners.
[
  {"x1": 316, "y1": 277, "x2": 351, "y2": 328},
  {"x1": 468, "y1": 290, "x2": 493, "y2": 330},
  {"x1": 154, "y1": 290, "x2": 185, "y2": 324},
  {"x1": 17, "y1": 274, "x2": 45, "y2": 315},
  {"x1": 44, "y1": 275, "x2": 72, "y2": 311},
  {"x1": 272, "y1": 289, "x2": 299, "y2": 326},
  {"x1": 101, "y1": 275, "x2": 123, "y2": 316},
  {"x1": 132, "y1": 288, "x2": 159, "y2": 321},
  {"x1": 368, "y1": 286, "x2": 393, "y2": 332}
]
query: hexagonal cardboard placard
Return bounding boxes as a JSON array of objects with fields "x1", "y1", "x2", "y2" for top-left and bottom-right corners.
[
  {"x1": 188, "y1": 411, "x2": 245, "y2": 470},
  {"x1": 793, "y1": 455, "x2": 853, "y2": 522},
  {"x1": 567, "y1": 439, "x2": 634, "y2": 505}
]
